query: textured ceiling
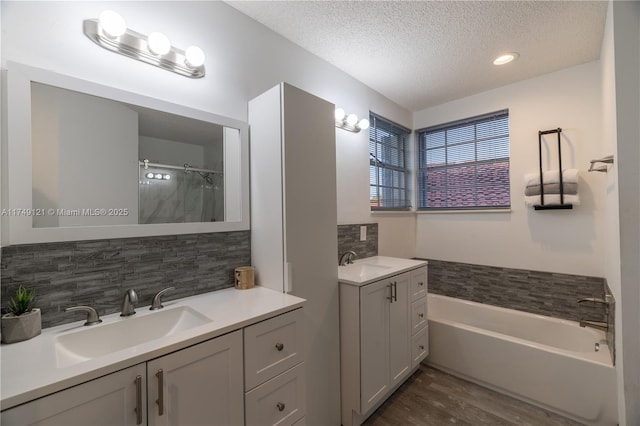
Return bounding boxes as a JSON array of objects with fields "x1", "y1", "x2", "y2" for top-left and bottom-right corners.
[{"x1": 227, "y1": 1, "x2": 608, "y2": 112}]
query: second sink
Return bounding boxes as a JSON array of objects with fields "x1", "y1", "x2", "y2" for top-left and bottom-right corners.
[{"x1": 55, "y1": 306, "x2": 212, "y2": 368}]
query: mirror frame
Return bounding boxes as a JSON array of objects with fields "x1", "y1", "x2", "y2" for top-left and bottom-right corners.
[{"x1": 2, "y1": 62, "x2": 250, "y2": 245}]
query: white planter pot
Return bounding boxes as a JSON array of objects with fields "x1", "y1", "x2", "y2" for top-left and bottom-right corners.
[{"x1": 1, "y1": 308, "x2": 42, "y2": 344}]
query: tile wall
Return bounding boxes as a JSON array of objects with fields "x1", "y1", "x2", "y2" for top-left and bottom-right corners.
[
  {"x1": 1, "y1": 231, "x2": 251, "y2": 328},
  {"x1": 425, "y1": 258, "x2": 608, "y2": 323},
  {"x1": 337, "y1": 223, "x2": 378, "y2": 262}
]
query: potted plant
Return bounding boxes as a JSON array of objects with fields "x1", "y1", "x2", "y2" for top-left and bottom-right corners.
[{"x1": 1, "y1": 286, "x2": 41, "y2": 344}]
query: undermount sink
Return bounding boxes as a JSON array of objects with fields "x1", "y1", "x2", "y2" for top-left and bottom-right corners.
[{"x1": 55, "y1": 306, "x2": 212, "y2": 368}]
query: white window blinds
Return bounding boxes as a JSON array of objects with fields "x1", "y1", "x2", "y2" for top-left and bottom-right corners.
[
  {"x1": 369, "y1": 113, "x2": 411, "y2": 210},
  {"x1": 417, "y1": 110, "x2": 510, "y2": 210}
]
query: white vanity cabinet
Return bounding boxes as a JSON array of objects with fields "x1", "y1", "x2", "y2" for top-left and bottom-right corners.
[
  {"x1": 147, "y1": 331, "x2": 244, "y2": 426},
  {"x1": 2, "y1": 331, "x2": 243, "y2": 426},
  {"x1": 244, "y1": 309, "x2": 306, "y2": 426},
  {"x1": 340, "y1": 265, "x2": 428, "y2": 426},
  {"x1": 1, "y1": 364, "x2": 147, "y2": 426}
]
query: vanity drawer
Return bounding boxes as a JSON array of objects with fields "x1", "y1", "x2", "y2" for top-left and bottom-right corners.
[
  {"x1": 244, "y1": 308, "x2": 304, "y2": 390},
  {"x1": 410, "y1": 267, "x2": 428, "y2": 302},
  {"x1": 411, "y1": 326, "x2": 429, "y2": 367},
  {"x1": 245, "y1": 362, "x2": 306, "y2": 426},
  {"x1": 411, "y1": 297, "x2": 427, "y2": 334}
]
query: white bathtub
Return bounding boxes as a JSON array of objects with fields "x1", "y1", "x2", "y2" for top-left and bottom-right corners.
[{"x1": 427, "y1": 294, "x2": 618, "y2": 426}]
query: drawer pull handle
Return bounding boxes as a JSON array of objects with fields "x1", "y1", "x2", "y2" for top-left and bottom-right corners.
[
  {"x1": 418, "y1": 281, "x2": 424, "y2": 286},
  {"x1": 277, "y1": 402, "x2": 286, "y2": 412},
  {"x1": 134, "y1": 375, "x2": 142, "y2": 425},
  {"x1": 275, "y1": 342, "x2": 284, "y2": 351},
  {"x1": 156, "y1": 369, "x2": 164, "y2": 416},
  {"x1": 419, "y1": 345, "x2": 425, "y2": 351},
  {"x1": 418, "y1": 313, "x2": 424, "y2": 318}
]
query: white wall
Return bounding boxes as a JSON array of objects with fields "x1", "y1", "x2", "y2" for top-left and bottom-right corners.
[
  {"x1": 1, "y1": 0, "x2": 413, "y2": 254},
  {"x1": 413, "y1": 61, "x2": 606, "y2": 277},
  {"x1": 610, "y1": 1, "x2": 640, "y2": 424}
]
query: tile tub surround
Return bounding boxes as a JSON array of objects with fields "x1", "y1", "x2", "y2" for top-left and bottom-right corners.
[
  {"x1": 1, "y1": 231, "x2": 251, "y2": 329},
  {"x1": 423, "y1": 259, "x2": 607, "y2": 323},
  {"x1": 338, "y1": 223, "x2": 378, "y2": 262}
]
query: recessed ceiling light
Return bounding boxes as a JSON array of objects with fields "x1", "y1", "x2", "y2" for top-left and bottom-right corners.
[{"x1": 493, "y1": 52, "x2": 519, "y2": 66}]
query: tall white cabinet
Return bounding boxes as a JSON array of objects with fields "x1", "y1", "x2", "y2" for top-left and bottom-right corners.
[{"x1": 249, "y1": 83, "x2": 340, "y2": 426}]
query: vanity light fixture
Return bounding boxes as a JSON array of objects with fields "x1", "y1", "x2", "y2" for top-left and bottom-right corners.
[
  {"x1": 493, "y1": 52, "x2": 519, "y2": 66},
  {"x1": 335, "y1": 107, "x2": 370, "y2": 133},
  {"x1": 84, "y1": 10, "x2": 206, "y2": 78}
]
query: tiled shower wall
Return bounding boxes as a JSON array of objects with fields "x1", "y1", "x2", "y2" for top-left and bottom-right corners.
[
  {"x1": 425, "y1": 259, "x2": 608, "y2": 323},
  {"x1": 1, "y1": 231, "x2": 250, "y2": 328},
  {"x1": 337, "y1": 223, "x2": 378, "y2": 262}
]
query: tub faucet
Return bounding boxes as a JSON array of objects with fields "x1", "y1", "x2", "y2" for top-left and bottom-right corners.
[
  {"x1": 577, "y1": 297, "x2": 610, "y2": 305},
  {"x1": 120, "y1": 288, "x2": 138, "y2": 317},
  {"x1": 579, "y1": 319, "x2": 608, "y2": 332},
  {"x1": 339, "y1": 250, "x2": 358, "y2": 266}
]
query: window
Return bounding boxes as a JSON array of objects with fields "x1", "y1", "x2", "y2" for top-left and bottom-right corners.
[
  {"x1": 417, "y1": 110, "x2": 510, "y2": 210},
  {"x1": 369, "y1": 113, "x2": 412, "y2": 210}
]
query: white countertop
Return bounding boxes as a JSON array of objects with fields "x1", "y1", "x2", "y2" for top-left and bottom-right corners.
[
  {"x1": 338, "y1": 256, "x2": 428, "y2": 286},
  {"x1": 0, "y1": 286, "x2": 304, "y2": 410}
]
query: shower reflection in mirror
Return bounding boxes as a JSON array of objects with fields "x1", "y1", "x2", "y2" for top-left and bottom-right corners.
[{"x1": 139, "y1": 160, "x2": 224, "y2": 223}]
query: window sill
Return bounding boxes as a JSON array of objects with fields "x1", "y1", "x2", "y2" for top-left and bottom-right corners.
[
  {"x1": 370, "y1": 210, "x2": 415, "y2": 215},
  {"x1": 417, "y1": 209, "x2": 512, "y2": 214}
]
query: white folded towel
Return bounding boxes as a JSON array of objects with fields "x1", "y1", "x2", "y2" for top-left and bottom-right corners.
[
  {"x1": 524, "y1": 194, "x2": 580, "y2": 207},
  {"x1": 524, "y1": 169, "x2": 579, "y2": 187}
]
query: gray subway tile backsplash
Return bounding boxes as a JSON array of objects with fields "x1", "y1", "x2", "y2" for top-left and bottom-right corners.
[
  {"x1": 337, "y1": 223, "x2": 378, "y2": 262},
  {"x1": 1, "y1": 231, "x2": 250, "y2": 329},
  {"x1": 424, "y1": 258, "x2": 608, "y2": 323}
]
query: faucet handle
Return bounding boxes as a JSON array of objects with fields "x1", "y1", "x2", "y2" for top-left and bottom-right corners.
[
  {"x1": 150, "y1": 287, "x2": 176, "y2": 310},
  {"x1": 65, "y1": 306, "x2": 102, "y2": 326}
]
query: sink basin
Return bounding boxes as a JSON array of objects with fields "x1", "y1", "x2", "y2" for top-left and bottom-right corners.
[
  {"x1": 338, "y1": 256, "x2": 428, "y2": 285},
  {"x1": 55, "y1": 306, "x2": 212, "y2": 368},
  {"x1": 345, "y1": 263, "x2": 391, "y2": 277}
]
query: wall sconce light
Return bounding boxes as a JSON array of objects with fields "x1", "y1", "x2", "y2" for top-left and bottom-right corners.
[
  {"x1": 84, "y1": 10, "x2": 206, "y2": 78},
  {"x1": 335, "y1": 108, "x2": 369, "y2": 133}
]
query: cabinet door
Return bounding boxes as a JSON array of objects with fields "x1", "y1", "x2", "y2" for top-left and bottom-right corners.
[
  {"x1": 388, "y1": 272, "x2": 411, "y2": 388},
  {"x1": 1, "y1": 364, "x2": 146, "y2": 426},
  {"x1": 147, "y1": 330, "x2": 244, "y2": 426},
  {"x1": 359, "y1": 279, "x2": 391, "y2": 414}
]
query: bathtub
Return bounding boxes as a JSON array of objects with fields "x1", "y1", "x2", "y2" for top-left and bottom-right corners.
[{"x1": 427, "y1": 294, "x2": 618, "y2": 426}]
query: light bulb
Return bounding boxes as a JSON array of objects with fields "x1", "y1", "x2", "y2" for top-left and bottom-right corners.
[
  {"x1": 148, "y1": 32, "x2": 171, "y2": 56},
  {"x1": 334, "y1": 108, "x2": 346, "y2": 121},
  {"x1": 493, "y1": 52, "x2": 519, "y2": 66},
  {"x1": 155, "y1": 173, "x2": 163, "y2": 179},
  {"x1": 346, "y1": 114, "x2": 358, "y2": 126},
  {"x1": 357, "y1": 118, "x2": 370, "y2": 130},
  {"x1": 99, "y1": 10, "x2": 126, "y2": 38},
  {"x1": 146, "y1": 172, "x2": 154, "y2": 179},
  {"x1": 185, "y1": 46, "x2": 205, "y2": 68},
  {"x1": 163, "y1": 174, "x2": 171, "y2": 180}
]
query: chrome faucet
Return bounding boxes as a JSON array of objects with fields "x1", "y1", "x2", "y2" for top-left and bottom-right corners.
[
  {"x1": 579, "y1": 319, "x2": 609, "y2": 332},
  {"x1": 64, "y1": 306, "x2": 102, "y2": 326},
  {"x1": 150, "y1": 287, "x2": 175, "y2": 310},
  {"x1": 120, "y1": 288, "x2": 138, "y2": 317},
  {"x1": 577, "y1": 297, "x2": 611, "y2": 305},
  {"x1": 339, "y1": 250, "x2": 358, "y2": 266}
]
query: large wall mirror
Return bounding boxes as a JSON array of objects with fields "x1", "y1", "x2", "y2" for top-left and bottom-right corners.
[{"x1": 2, "y1": 62, "x2": 249, "y2": 244}]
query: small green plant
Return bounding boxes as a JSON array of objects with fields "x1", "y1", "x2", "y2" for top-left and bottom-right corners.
[{"x1": 7, "y1": 286, "x2": 36, "y2": 316}]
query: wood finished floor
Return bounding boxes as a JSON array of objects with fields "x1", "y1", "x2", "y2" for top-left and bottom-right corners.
[{"x1": 362, "y1": 365, "x2": 585, "y2": 426}]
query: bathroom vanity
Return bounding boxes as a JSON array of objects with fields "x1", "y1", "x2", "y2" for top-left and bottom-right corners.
[
  {"x1": 338, "y1": 256, "x2": 428, "y2": 426},
  {"x1": 1, "y1": 287, "x2": 305, "y2": 426}
]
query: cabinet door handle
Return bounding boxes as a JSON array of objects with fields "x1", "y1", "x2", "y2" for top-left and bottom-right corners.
[
  {"x1": 134, "y1": 375, "x2": 142, "y2": 425},
  {"x1": 156, "y1": 369, "x2": 164, "y2": 416},
  {"x1": 275, "y1": 342, "x2": 284, "y2": 351},
  {"x1": 386, "y1": 284, "x2": 393, "y2": 302},
  {"x1": 277, "y1": 402, "x2": 286, "y2": 412},
  {"x1": 393, "y1": 282, "x2": 398, "y2": 302}
]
